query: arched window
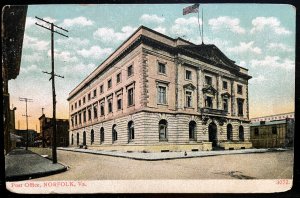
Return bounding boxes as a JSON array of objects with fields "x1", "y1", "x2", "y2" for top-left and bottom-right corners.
[
  {"x1": 76, "y1": 133, "x2": 79, "y2": 145},
  {"x1": 100, "y1": 127, "x2": 104, "y2": 144},
  {"x1": 189, "y1": 121, "x2": 196, "y2": 140},
  {"x1": 128, "y1": 121, "x2": 134, "y2": 142},
  {"x1": 83, "y1": 131, "x2": 86, "y2": 145},
  {"x1": 227, "y1": 124, "x2": 233, "y2": 141},
  {"x1": 159, "y1": 119, "x2": 168, "y2": 141},
  {"x1": 71, "y1": 134, "x2": 74, "y2": 145},
  {"x1": 112, "y1": 124, "x2": 117, "y2": 142},
  {"x1": 91, "y1": 129, "x2": 94, "y2": 145},
  {"x1": 239, "y1": 125, "x2": 244, "y2": 141}
]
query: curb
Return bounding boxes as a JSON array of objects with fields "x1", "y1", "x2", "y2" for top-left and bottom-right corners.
[{"x1": 57, "y1": 147, "x2": 288, "y2": 161}]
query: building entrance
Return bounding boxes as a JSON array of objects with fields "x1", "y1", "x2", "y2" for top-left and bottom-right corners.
[{"x1": 208, "y1": 122, "x2": 218, "y2": 147}]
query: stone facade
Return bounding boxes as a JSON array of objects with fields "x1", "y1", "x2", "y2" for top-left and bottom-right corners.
[{"x1": 68, "y1": 26, "x2": 252, "y2": 151}]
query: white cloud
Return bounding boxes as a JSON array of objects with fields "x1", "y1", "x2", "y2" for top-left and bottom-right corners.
[
  {"x1": 250, "y1": 17, "x2": 291, "y2": 35},
  {"x1": 208, "y1": 16, "x2": 245, "y2": 34},
  {"x1": 93, "y1": 26, "x2": 137, "y2": 44},
  {"x1": 250, "y1": 56, "x2": 294, "y2": 70},
  {"x1": 47, "y1": 49, "x2": 78, "y2": 62},
  {"x1": 238, "y1": 61, "x2": 247, "y2": 67},
  {"x1": 23, "y1": 34, "x2": 49, "y2": 51},
  {"x1": 153, "y1": 26, "x2": 167, "y2": 34},
  {"x1": 250, "y1": 74, "x2": 267, "y2": 84},
  {"x1": 267, "y1": 43, "x2": 293, "y2": 52},
  {"x1": 61, "y1": 16, "x2": 94, "y2": 27},
  {"x1": 77, "y1": 46, "x2": 113, "y2": 59},
  {"x1": 25, "y1": 17, "x2": 36, "y2": 28},
  {"x1": 227, "y1": 41, "x2": 261, "y2": 54},
  {"x1": 22, "y1": 52, "x2": 44, "y2": 62},
  {"x1": 56, "y1": 37, "x2": 90, "y2": 49},
  {"x1": 171, "y1": 17, "x2": 201, "y2": 36},
  {"x1": 63, "y1": 62, "x2": 96, "y2": 75},
  {"x1": 140, "y1": 14, "x2": 165, "y2": 24},
  {"x1": 20, "y1": 64, "x2": 40, "y2": 74}
]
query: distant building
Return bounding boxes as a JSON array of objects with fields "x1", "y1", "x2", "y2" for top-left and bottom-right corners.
[
  {"x1": 15, "y1": 129, "x2": 38, "y2": 147},
  {"x1": 68, "y1": 26, "x2": 252, "y2": 152},
  {"x1": 250, "y1": 112, "x2": 294, "y2": 123},
  {"x1": 250, "y1": 113, "x2": 294, "y2": 148},
  {"x1": 39, "y1": 114, "x2": 69, "y2": 147}
]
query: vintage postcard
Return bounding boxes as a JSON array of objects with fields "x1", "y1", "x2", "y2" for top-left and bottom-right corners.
[{"x1": 3, "y1": 3, "x2": 295, "y2": 194}]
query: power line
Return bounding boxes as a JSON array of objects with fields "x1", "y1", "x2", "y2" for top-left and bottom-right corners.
[
  {"x1": 19, "y1": 97, "x2": 33, "y2": 150},
  {"x1": 35, "y1": 16, "x2": 68, "y2": 164}
]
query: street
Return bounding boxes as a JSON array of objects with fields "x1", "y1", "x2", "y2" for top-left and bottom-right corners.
[{"x1": 32, "y1": 149, "x2": 293, "y2": 180}]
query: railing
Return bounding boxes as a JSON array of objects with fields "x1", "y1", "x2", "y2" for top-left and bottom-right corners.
[{"x1": 200, "y1": 107, "x2": 228, "y2": 116}]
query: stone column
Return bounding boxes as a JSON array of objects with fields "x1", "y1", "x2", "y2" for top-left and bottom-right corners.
[
  {"x1": 197, "y1": 68, "x2": 204, "y2": 109},
  {"x1": 217, "y1": 75, "x2": 222, "y2": 109},
  {"x1": 231, "y1": 80, "x2": 235, "y2": 116}
]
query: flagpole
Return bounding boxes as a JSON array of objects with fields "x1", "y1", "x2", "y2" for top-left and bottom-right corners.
[
  {"x1": 197, "y1": 7, "x2": 202, "y2": 44},
  {"x1": 202, "y1": 7, "x2": 204, "y2": 44}
]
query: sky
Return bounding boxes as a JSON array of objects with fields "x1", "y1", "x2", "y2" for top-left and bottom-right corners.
[{"x1": 8, "y1": 4, "x2": 295, "y2": 132}]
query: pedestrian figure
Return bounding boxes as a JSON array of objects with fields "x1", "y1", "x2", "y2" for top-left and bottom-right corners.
[{"x1": 184, "y1": 151, "x2": 187, "y2": 156}]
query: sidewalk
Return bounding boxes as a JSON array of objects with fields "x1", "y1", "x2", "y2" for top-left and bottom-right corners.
[
  {"x1": 58, "y1": 147, "x2": 290, "y2": 161},
  {"x1": 5, "y1": 148, "x2": 67, "y2": 181}
]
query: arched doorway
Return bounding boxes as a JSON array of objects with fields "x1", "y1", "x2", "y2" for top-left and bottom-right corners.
[
  {"x1": 83, "y1": 131, "x2": 86, "y2": 145},
  {"x1": 76, "y1": 133, "x2": 79, "y2": 145},
  {"x1": 100, "y1": 127, "x2": 104, "y2": 144},
  {"x1": 91, "y1": 129, "x2": 94, "y2": 145},
  {"x1": 227, "y1": 124, "x2": 233, "y2": 141},
  {"x1": 159, "y1": 119, "x2": 168, "y2": 141},
  {"x1": 128, "y1": 121, "x2": 134, "y2": 142},
  {"x1": 208, "y1": 122, "x2": 218, "y2": 147},
  {"x1": 112, "y1": 124, "x2": 117, "y2": 142},
  {"x1": 239, "y1": 125, "x2": 244, "y2": 141},
  {"x1": 189, "y1": 121, "x2": 196, "y2": 140}
]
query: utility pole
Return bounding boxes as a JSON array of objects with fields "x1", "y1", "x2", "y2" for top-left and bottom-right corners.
[
  {"x1": 35, "y1": 16, "x2": 68, "y2": 164},
  {"x1": 19, "y1": 97, "x2": 33, "y2": 150}
]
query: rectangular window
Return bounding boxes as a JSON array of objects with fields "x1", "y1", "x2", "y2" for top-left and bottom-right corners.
[
  {"x1": 223, "y1": 98, "x2": 228, "y2": 112},
  {"x1": 75, "y1": 115, "x2": 77, "y2": 125},
  {"x1": 78, "y1": 100, "x2": 81, "y2": 107},
  {"x1": 116, "y1": 73, "x2": 121, "y2": 83},
  {"x1": 93, "y1": 89, "x2": 97, "y2": 97},
  {"x1": 272, "y1": 126, "x2": 277, "y2": 135},
  {"x1": 237, "y1": 85, "x2": 243, "y2": 94},
  {"x1": 206, "y1": 96, "x2": 213, "y2": 108},
  {"x1": 223, "y1": 81, "x2": 228, "y2": 90},
  {"x1": 238, "y1": 99, "x2": 244, "y2": 116},
  {"x1": 158, "y1": 86, "x2": 167, "y2": 104},
  {"x1": 78, "y1": 113, "x2": 81, "y2": 124},
  {"x1": 83, "y1": 97, "x2": 86, "y2": 104},
  {"x1": 100, "y1": 85, "x2": 103, "y2": 94},
  {"x1": 71, "y1": 105, "x2": 73, "y2": 111},
  {"x1": 254, "y1": 128, "x2": 259, "y2": 136},
  {"x1": 71, "y1": 117, "x2": 74, "y2": 127},
  {"x1": 88, "y1": 93, "x2": 91, "y2": 101},
  {"x1": 186, "y1": 70, "x2": 192, "y2": 80},
  {"x1": 83, "y1": 111, "x2": 86, "y2": 122},
  {"x1": 128, "y1": 88, "x2": 134, "y2": 106},
  {"x1": 93, "y1": 105, "x2": 98, "y2": 118},
  {"x1": 88, "y1": 109, "x2": 91, "y2": 120},
  {"x1": 205, "y1": 76, "x2": 212, "y2": 86},
  {"x1": 100, "y1": 103, "x2": 105, "y2": 116},
  {"x1": 158, "y1": 62, "x2": 166, "y2": 74},
  {"x1": 108, "y1": 79, "x2": 112, "y2": 89},
  {"x1": 117, "y1": 99, "x2": 122, "y2": 110},
  {"x1": 185, "y1": 91, "x2": 192, "y2": 107},
  {"x1": 127, "y1": 65, "x2": 133, "y2": 77},
  {"x1": 108, "y1": 99, "x2": 113, "y2": 113},
  {"x1": 75, "y1": 102, "x2": 77, "y2": 109}
]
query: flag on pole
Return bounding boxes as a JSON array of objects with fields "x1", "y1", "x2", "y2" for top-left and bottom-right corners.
[{"x1": 183, "y1": 3, "x2": 200, "y2": 15}]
